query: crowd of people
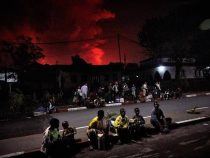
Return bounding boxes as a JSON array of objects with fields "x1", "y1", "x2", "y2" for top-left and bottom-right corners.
[
  {"x1": 71, "y1": 81, "x2": 182, "y2": 108},
  {"x1": 41, "y1": 101, "x2": 171, "y2": 157}
]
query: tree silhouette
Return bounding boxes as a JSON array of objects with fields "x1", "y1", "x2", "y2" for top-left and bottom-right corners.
[
  {"x1": 191, "y1": 30, "x2": 210, "y2": 65},
  {"x1": 138, "y1": 2, "x2": 210, "y2": 79},
  {"x1": 71, "y1": 55, "x2": 88, "y2": 66},
  {"x1": 0, "y1": 36, "x2": 45, "y2": 68},
  {"x1": 139, "y1": 13, "x2": 193, "y2": 79}
]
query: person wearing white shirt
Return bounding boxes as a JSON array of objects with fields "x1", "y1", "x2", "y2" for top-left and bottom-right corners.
[{"x1": 81, "y1": 83, "x2": 88, "y2": 99}]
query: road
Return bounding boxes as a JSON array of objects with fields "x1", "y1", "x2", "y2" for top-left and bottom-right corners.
[
  {"x1": 52, "y1": 95, "x2": 210, "y2": 128},
  {"x1": 0, "y1": 95, "x2": 210, "y2": 156},
  {"x1": 51, "y1": 95, "x2": 210, "y2": 140}
]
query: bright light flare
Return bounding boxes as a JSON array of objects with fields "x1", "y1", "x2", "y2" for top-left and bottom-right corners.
[
  {"x1": 199, "y1": 19, "x2": 210, "y2": 30},
  {"x1": 157, "y1": 65, "x2": 166, "y2": 73}
]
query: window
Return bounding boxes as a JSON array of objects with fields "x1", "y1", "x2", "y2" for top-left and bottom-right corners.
[
  {"x1": 163, "y1": 71, "x2": 171, "y2": 80},
  {"x1": 154, "y1": 71, "x2": 161, "y2": 81}
]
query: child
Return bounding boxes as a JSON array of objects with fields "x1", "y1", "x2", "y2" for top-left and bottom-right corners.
[
  {"x1": 62, "y1": 121, "x2": 77, "y2": 154},
  {"x1": 132, "y1": 108, "x2": 146, "y2": 138}
]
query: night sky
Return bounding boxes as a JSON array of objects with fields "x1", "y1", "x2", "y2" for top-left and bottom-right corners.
[{"x1": 0, "y1": 0, "x2": 199, "y2": 65}]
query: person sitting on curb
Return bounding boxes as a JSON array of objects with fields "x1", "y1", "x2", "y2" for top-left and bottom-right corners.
[
  {"x1": 87, "y1": 110, "x2": 108, "y2": 150},
  {"x1": 61, "y1": 121, "x2": 77, "y2": 156},
  {"x1": 41, "y1": 118, "x2": 62, "y2": 158},
  {"x1": 47, "y1": 98, "x2": 56, "y2": 114},
  {"x1": 114, "y1": 108, "x2": 130, "y2": 144},
  {"x1": 150, "y1": 101, "x2": 171, "y2": 133},
  {"x1": 130, "y1": 108, "x2": 146, "y2": 139}
]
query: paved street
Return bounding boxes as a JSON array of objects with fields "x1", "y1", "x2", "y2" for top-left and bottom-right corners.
[
  {"x1": 51, "y1": 95, "x2": 210, "y2": 128},
  {"x1": 0, "y1": 95, "x2": 210, "y2": 156}
]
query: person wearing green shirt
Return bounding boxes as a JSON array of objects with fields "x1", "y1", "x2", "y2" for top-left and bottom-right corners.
[{"x1": 41, "y1": 118, "x2": 62, "y2": 158}]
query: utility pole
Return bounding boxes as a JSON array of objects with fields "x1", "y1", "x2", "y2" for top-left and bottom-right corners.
[
  {"x1": 124, "y1": 54, "x2": 126, "y2": 65},
  {"x1": 123, "y1": 54, "x2": 126, "y2": 71},
  {"x1": 117, "y1": 33, "x2": 122, "y2": 63}
]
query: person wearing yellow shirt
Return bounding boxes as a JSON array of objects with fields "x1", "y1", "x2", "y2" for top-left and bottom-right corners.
[
  {"x1": 114, "y1": 108, "x2": 130, "y2": 144},
  {"x1": 87, "y1": 110, "x2": 108, "y2": 150}
]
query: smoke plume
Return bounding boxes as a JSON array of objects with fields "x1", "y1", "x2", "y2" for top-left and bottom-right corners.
[{"x1": 0, "y1": 0, "x2": 115, "y2": 65}]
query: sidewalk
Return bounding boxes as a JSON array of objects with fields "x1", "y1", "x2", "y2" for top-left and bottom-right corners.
[{"x1": 2, "y1": 116, "x2": 210, "y2": 158}]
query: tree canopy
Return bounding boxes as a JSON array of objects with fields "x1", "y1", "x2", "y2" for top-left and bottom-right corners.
[
  {"x1": 138, "y1": 2, "x2": 210, "y2": 79},
  {"x1": 0, "y1": 36, "x2": 45, "y2": 68}
]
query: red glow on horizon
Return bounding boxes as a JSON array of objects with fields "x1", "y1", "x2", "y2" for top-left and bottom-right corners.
[
  {"x1": 81, "y1": 47, "x2": 105, "y2": 65},
  {"x1": 91, "y1": 47, "x2": 104, "y2": 64},
  {"x1": 1, "y1": 0, "x2": 141, "y2": 66},
  {"x1": 38, "y1": 58, "x2": 47, "y2": 65}
]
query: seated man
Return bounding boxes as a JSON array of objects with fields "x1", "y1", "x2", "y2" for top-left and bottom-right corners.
[
  {"x1": 114, "y1": 108, "x2": 130, "y2": 143},
  {"x1": 87, "y1": 110, "x2": 108, "y2": 150},
  {"x1": 47, "y1": 98, "x2": 56, "y2": 114},
  {"x1": 130, "y1": 108, "x2": 146, "y2": 139},
  {"x1": 150, "y1": 102, "x2": 171, "y2": 133}
]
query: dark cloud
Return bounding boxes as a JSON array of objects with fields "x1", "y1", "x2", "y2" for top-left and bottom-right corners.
[
  {"x1": 0, "y1": 0, "x2": 116, "y2": 65},
  {"x1": 0, "y1": 0, "x2": 202, "y2": 65}
]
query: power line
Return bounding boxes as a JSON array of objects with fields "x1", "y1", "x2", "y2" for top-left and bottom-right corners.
[
  {"x1": 120, "y1": 34, "x2": 140, "y2": 45},
  {"x1": 0, "y1": 33, "x2": 140, "y2": 45},
  {"x1": 0, "y1": 34, "x2": 141, "y2": 60},
  {"x1": 0, "y1": 35, "x2": 116, "y2": 45},
  {"x1": 36, "y1": 35, "x2": 116, "y2": 45}
]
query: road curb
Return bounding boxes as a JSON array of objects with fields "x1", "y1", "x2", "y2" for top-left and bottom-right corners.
[
  {"x1": 185, "y1": 92, "x2": 210, "y2": 98},
  {"x1": 172, "y1": 116, "x2": 210, "y2": 128},
  {"x1": 105, "y1": 103, "x2": 122, "y2": 107},
  {"x1": 52, "y1": 92, "x2": 210, "y2": 113},
  {"x1": 67, "y1": 107, "x2": 87, "y2": 111}
]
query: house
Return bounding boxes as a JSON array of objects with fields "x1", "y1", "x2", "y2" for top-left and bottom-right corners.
[{"x1": 139, "y1": 57, "x2": 206, "y2": 82}]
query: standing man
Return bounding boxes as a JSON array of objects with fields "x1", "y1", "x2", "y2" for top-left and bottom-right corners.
[
  {"x1": 131, "y1": 84, "x2": 136, "y2": 100},
  {"x1": 112, "y1": 81, "x2": 119, "y2": 101},
  {"x1": 154, "y1": 81, "x2": 162, "y2": 100},
  {"x1": 155, "y1": 81, "x2": 161, "y2": 92},
  {"x1": 81, "y1": 83, "x2": 88, "y2": 100},
  {"x1": 81, "y1": 83, "x2": 88, "y2": 106},
  {"x1": 141, "y1": 81, "x2": 148, "y2": 97},
  {"x1": 140, "y1": 81, "x2": 148, "y2": 102}
]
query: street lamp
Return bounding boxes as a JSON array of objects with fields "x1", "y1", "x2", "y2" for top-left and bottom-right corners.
[
  {"x1": 157, "y1": 65, "x2": 166, "y2": 73},
  {"x1": 199, "y1": 19, "x2": 210, "y2": 30}
]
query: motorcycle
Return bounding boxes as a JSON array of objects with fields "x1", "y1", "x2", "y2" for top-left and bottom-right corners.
[{"x1": 163, "y1": 89, "x2": 174, "y2": 100}]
